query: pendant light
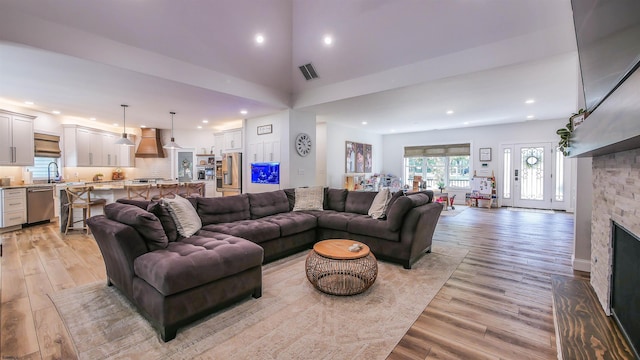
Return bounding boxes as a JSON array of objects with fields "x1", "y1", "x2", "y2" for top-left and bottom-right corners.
[
  {"x1": 163, "y1": 111, "x2": 182, "y2": 149},
  {"x1": 114, "y1": 104, "x2": 135, "y2": 146}
]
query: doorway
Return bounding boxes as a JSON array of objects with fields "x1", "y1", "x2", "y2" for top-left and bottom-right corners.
[{"x1": 500, "y1": 142, "x2": 567, "y2": 210}]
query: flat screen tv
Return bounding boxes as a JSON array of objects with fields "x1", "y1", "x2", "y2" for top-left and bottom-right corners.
[
  {"x1": 571, "y1": 0, "x2": 640, "y2": 113},
  {"x1": 251, "y1": 162, "x2": 280, "y2": 184}
]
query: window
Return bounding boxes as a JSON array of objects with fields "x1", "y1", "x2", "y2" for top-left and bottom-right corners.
[
  {"x1": 404, "y1": 143, "x2": 470, "y2": 189},
  {"x1": 27, "y1": 157, "x2": 60, "y2": 181}
]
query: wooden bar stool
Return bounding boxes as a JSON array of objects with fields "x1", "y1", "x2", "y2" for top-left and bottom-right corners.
[
  {"x1": 185, "y1": 182, "x2": 205, "y2": 197},
  {"x1": 156, "y1": 183, "x2": 179, "y2": 199},
  {"x1": 64, "y1": 186, "x2": 107, "y2": 234},
  {"x1": 125, "y1": 183, "x2": 151, "y2": 200}
]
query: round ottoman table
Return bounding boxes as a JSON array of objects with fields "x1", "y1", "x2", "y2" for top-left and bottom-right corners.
[{"x1": 305, "y1": 239, "x2": 378, "y2": 296}]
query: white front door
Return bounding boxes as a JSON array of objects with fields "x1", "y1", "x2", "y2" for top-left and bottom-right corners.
[{"x1": 500, "y1": 142, "x2": 566, "y2": 210}]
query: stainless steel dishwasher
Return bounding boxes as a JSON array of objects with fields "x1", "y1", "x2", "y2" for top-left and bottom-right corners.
[{"x1": 27, "y1": 186, "x2": 55, "y2": 224}]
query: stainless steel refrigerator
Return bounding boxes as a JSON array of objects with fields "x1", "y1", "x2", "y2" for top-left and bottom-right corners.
[{"x1": 218, "y1": 152, "x2": 242, "y2": 196}]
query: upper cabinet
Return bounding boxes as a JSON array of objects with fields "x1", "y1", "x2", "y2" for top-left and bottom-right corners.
[
  {"x1": 214, "y1": 128, "x2": 243, "y2": 156},
  {"x1": 0, "y1": 110, "x2": 35, "y2": 166},
  {"x1": 64, "y1": 125, "x2": 135, "y2": 167}
]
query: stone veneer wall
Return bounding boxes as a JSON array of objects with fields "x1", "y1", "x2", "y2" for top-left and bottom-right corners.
[{"x1": 591, "y1": 148, "x2": 640, "y2": 314}]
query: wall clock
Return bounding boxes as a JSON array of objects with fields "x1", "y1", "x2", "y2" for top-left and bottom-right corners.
[{"x1": 295, "y1": 133, "x2": 312, "y2": 157}]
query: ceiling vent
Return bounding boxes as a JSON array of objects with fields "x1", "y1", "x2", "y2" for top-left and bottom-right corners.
[{"x1": 299, "y1": 63, "x2": 319, "y2": 81}]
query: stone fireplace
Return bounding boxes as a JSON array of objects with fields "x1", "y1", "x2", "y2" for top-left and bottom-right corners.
[{"x1": 591, "y1": 147, "x2": 640, "y2": 314}]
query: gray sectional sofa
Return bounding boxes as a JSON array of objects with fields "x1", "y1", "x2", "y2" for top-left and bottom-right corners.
[{"x1": 87, "y1": 188, "x2": 442, "y2": 341}]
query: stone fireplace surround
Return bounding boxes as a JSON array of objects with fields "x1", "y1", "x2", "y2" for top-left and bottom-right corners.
[{"x1": 591, "y1": 147, "x2": 640, "y2": 314}]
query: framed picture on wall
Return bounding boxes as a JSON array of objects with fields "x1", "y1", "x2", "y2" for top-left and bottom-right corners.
[
  {"x1": 345, "y1": 141, "x2": 373, "y2": 173},
  {"x1": 345, "y1": 141, "x2": 356, "y2": 173},
  {"x1": 479, "y1": 147, "x2": 492, "y2": 162}
]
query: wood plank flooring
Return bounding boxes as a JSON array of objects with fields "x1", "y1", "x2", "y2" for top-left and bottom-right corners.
[{"x1": 0, "y1": 208, "x2": 621, "y2": 359}]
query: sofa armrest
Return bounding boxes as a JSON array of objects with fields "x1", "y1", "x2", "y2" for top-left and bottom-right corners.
[
  {"x1": 399, "y1": 202, "x2": 443, "y2": 265},
  {"x1": 87, "y1": 215, "x2": 149, "y2": 300}
]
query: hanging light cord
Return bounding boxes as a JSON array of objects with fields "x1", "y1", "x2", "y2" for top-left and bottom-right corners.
[
  {"x1": 122, "y1": 104, "x2": 128, "y2": 132},
  {"x1": 170, "y1": 111, "x2": 176, "y2": 140}
]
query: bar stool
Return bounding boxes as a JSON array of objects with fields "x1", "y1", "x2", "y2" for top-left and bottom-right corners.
[
  {"x1": 156, "y1": 183, "x2": 179, "y2": 199},
  {"x1": 185, "y1": 182, "x2": 205, "y2": 197},
  {"x1": 65, "y1": 186, "x2": 107, "y2": 234},
  {"x1": 124, "y1": 183, "x2": 151, "y2": 200}
]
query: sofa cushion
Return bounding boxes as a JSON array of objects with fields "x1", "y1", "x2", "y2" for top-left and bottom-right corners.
[
  {"x1": 116, "y1": 198, "x2": 151, "y2": 210},
  {"x1": 133, "y1": 234, "x2": 263, "y2": 296},
  {"x1": 262, "y1": 212, "x2": 317, "y2": 237},
  {"x1": 345, "y1": 191, "x2": 378, "y2": 215},
  {"x1": 162, "y1": 195, "x2": 202, "y2": 238},
  {"x1": 293, "y1": 186, "x2": 324, "y2": 211},
  {"x1": 197, "y1": 195, "x2": 250, "y2": 225},
  {"x1": 201, "y1": 219, "x2": 281, "y2": 244},
  {"x1": 316, "y1": 210, "x2": 360, "y2": 231},
  {"x1": 325, "y1": 188, "x2": 348, "y2": 211},
  {"x1": 104, "y1": 202, "x2": 169, "y2": 250},
  {"x1": 147, "y1": 201, "x2": 179, "y2": 242},
  {"x1": 368, "y1": 188, "x2": 392, "y2": 219},
  {"x1": 386, "y1": 190, "x2": 405, "y2": 212},
  {"x1": 386, "y1": 196, "x2": 415, "y2": 232},
  {"x1": 247, "y1": 190, "x2": 290, "y2": 219},
  {"x1": 283, "y1": 188, "x2": 296, "y2": 211},
  {"x1": 406, "y1": 192, "x2": 432, "y2": 207},
  {"x1": 347, "y1": 214, "x2": 400, "y2": 242}
]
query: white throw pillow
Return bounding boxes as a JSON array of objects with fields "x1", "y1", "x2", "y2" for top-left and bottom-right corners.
[
  {"x1": 368, "y1": 188, "x2": 392, "y2": 219},
  {"x1": 162, "y1": 196, "x2": 202, "y2": 238},
  {"x1": 293, "y1": 186, "x2": 324, "y2": 211}
]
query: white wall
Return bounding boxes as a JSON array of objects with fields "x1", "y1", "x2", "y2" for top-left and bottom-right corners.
[
  {"x1": 316, "y1": 122, "x2": 327, "y2": 187},
  {"x1": 288, "y1": 110, "x2": 317, "y2": 188},
  {"x1": 245, "y1": 111, "x2": 288, "y2": 193},
  {"x1": 572, "y1": 157, "x2": 592, "y2": 272},
  {"x1": 324, "y1": 122, "x2": 384, "y2": 189}
]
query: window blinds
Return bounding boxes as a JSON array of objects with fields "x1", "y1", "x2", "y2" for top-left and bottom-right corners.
[
  {"x1": 404, "y1": 143, "x2": 470, "y2": 157},
  {"x1": 34, "y1": 133, "x2": 61, "y2": 158}
]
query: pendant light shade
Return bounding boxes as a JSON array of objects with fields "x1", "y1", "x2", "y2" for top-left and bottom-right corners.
[
  {"x1": 163, "y1": 111, "x2": 182, "y2": 149},
  {"x1": 115, "y1": 104, "x2": 135, "y2": 146}
]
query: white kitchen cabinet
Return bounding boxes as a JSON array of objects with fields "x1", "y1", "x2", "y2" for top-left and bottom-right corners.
[
  {"x1": 0, "y1": 188, "x2": 27, "y2": 228},
  {"x1": 0, "y1": 110, "x2": 35, "y2": 166},
  {"x1": 204, "y1": 181, "x2": 216, "y2": 198},
  {"x1": 224, "y1": 129, "x2": 243, "y2": 152},
  {"x1": 64, "y1": 125, "x2": 134, "y2": 167},
  {"x1": 214, "y1": 133, "x2": 225, "y2": 157},
  {"x1": 249, "y1": 140, "x2": 280, "y2": 163}
]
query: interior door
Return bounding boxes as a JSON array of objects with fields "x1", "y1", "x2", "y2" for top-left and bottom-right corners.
[{"x1": 501, "y1": 142, "x2": 556, "y2": 209}]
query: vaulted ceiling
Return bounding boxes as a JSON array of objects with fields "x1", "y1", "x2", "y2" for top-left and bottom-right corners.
[{"x1": 0, "y1": 0, "x2": 579, "y2": 134}]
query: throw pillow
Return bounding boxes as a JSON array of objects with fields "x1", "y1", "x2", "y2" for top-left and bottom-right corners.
[
  {"x1": 162, "y1": 195, "x2": 202, "y2": 238},
  {"x1": 293, "y1": 186, "x2": 324, "y2": 211},
  {"x1": 147, "y1": 201, "x2": 179, "y2": 242},
  {"x1": 103, "y1": 202, "x2": 169, "y2": 250},
  {"x1": 368, "y1": 188, "x2": 392, "y2": 219}
]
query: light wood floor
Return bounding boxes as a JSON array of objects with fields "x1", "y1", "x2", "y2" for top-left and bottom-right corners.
[{"x1": 1, "y1": 208, "x2": 580, "y2": 359}]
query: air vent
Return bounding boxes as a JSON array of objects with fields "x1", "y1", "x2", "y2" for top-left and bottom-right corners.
[{"x1": 299, "y1": 63, "x2": 319, "y2": 81}]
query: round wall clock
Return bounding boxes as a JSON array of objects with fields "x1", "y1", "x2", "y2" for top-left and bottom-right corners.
[{"x1": 295, "y1": 133, "x2": 312, "y2": 156}]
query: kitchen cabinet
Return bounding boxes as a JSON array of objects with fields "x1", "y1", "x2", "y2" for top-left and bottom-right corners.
[
  {"x1": 214, "y1": 133, "x2": 225, "y2": 157},
  {"x1": 0, "y1": 188, "x2": 27, "y2": 228},
  {"x1": 0, "y1": 110, "x2": 35, "y2": 166},
  {"x1": 214, "y1": 129, "x2": 243, "y2": 155},
  {"x1": 249, "y1": 140, "x2": 280, "y2": 163},
  {"x1": 64, "y1": 125, "x2": 135, "y2": 167}
]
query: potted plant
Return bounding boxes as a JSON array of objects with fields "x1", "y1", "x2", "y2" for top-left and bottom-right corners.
[
  {"x1": 437, "y1": 181, "x2": 445, "y2": 193},
  {"x1": 557, "y1": 109, "x2": 586, "y2": 156}
]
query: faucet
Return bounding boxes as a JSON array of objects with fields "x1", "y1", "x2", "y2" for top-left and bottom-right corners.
[{"x1": 47, "y1": 161, "x2": 59, "y2": 183}]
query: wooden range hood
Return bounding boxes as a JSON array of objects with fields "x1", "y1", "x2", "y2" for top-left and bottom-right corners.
[{"x1": 135, "y1": 128, "x2": 166, "y2": 158}]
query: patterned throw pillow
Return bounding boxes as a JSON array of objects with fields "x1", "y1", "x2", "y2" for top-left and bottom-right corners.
[
  {"x1": 162, "y1": 195, "x2": 202, "y2": 238},
  {"x1": 293, "y1": 186, "x2": 324, "y2": 211}
]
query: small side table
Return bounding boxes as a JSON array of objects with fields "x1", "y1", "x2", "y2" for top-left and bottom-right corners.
[
  {"x1": 435, "y1": 193, "x2": 449, "y2": 211},
  {"x1": 306, "y1": 239, "x2": 378, "y2": 296}
]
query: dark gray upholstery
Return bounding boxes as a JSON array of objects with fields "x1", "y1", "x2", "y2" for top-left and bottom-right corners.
[
  {"x1": 104, "y1": 202, "x2": 168, "y2": 250},
  {"x1": 147, "y1": 201, "x2": 180, "y2": 242},
  {"x1": 87, "y1": 187, "x2": 441, "y2": 342}
]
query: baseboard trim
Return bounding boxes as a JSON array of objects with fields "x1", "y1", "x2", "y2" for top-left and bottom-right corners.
[{"x1": 572, "y1": 257, "x2": 591, "y2": 272}]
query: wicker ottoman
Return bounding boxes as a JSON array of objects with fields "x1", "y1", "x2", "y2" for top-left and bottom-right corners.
[{"x1": 305, "y1": 239, "x2": 378, "y2": 296}]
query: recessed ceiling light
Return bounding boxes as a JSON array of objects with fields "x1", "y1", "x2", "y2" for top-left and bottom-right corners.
[
  {"x1": 362, "y1": 121, "x2": 367, "y2": 125},
  {"x1": 240, "y1": 109, "x2": 248, "y2": 115},
  {"x1": 140, "y1": 125, "x2": 146, "y2": 128},
  {"x1": 323, "y1": 35, "x2": 333, "y2": 45},
  {"x1": 255, "y1": 34, "x2": 264, "y2": 44},
  {"x1": 202, "y1": 119, "x2": 209, "y2": 123},
  {"x1": 525, "y1": 99, "x2": 535, "y2": 104},
  {"x1": 112, "y1": 123, "x2": 119, "y2": 126},
  {"x1": 446, "y1": 110, "x2": 454, "y2": 115},
  {"x1": 527, "y1": 115, "x2": 535, "y2": 119},
  {"x1": 52, "y1": 110, "x2": 61, "y2": 114},
  {"x1": 89, "y1": 117, "x2": 96, "y2": 121},
  {"x1": 463, "y1": 122, "x2": 469, "y2": 125},
  {"x1": 390, "y1": 129, "x2": 396, "y2": 133},
  {"x1": 197, "y1": 126, "x2": 202, "y2": 129},
  {"x1": 24, "y1": 101, "x2": 34, "y2": 105}
]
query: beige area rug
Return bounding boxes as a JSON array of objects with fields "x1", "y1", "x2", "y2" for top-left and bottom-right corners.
[
  {"x1": 50, "y1": 244, "x2": 467, "y2": 360},
  {"x1": 439, "y1": 205, "x2": 468, "y2": 217}
]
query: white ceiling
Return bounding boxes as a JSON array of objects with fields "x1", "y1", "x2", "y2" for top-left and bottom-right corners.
[{"x1": 0, "y1": 0, "x2": 579, "y2": 134}]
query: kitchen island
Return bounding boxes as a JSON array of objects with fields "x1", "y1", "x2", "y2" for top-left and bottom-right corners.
[{"x1": 58, "y1": 180, "x2": 210, "y2": 233}]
